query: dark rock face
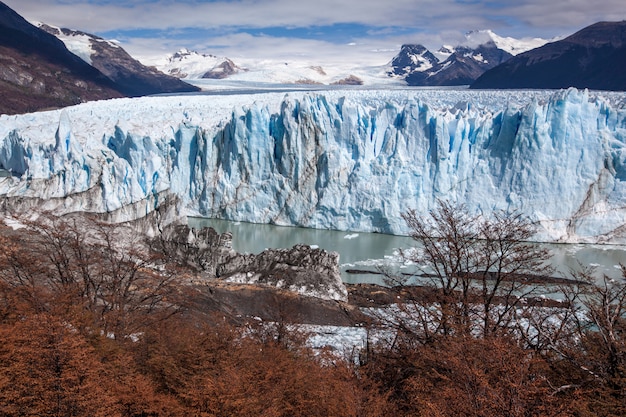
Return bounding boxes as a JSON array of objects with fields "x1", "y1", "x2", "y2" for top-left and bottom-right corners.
[
  {"x1": 153, "y1": 224, "x2": 347, "y2": 302},
  {"x1": 38, "y1": 24, "x2": 200, "y2": 96},
  {"x1": 471, "y1": 21, "x2": 626, "y2": 90},
  {"x1": 330, "y1": 75, "x2": 363, "y2": 85},
  {"x1": 0, "y1": 1, "x2": 123, "y2": 115},
  {"x1": 202, "y1": 59, "x2": 241, "y2": 79},
  {"x1": 186, "y1": 283, "x2": 364, "y2": 326}
]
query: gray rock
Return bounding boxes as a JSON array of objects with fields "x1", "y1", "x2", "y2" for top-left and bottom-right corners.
[
  {"x1": 154, "y1": 224, "x2": 347, "y2": 302},
  {"x1": 218, "y1": 244, "x2": 347, "y2": 302}
]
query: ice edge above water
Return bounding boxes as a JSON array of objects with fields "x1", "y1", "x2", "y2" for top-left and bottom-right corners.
[{"x1": 1, "y1": 88, "x2": 626, "y2": 244}]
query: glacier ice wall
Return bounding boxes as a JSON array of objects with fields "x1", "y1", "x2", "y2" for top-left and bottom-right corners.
[{"x1": 1, "y1": 88, "x2": 626, "y2": 243}]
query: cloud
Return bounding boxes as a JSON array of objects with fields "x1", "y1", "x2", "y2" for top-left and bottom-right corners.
[
  {"x1": 502, "y1": 0, "x2": 626, "y2": 33},
  {"x1": 128, "y1": 31, "x2": 408, "y2": 68},
  {"x1": 4, "y1": 0, "x2": 625, "y2": 64},
  {"x1": 4, "y1": 0, "x2": 511, "y2": 32},
  {"x1": 6, "y1": 0, "x2": 625, "y2": 35}
]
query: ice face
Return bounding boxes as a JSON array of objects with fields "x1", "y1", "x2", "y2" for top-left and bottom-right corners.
[{"x1": 1, "y1": 88, "x2": 625, "y2": 243}]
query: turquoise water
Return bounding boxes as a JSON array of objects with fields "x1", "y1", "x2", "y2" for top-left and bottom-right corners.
[{"x1": 188, "y1": 217, "x2": 626, "y2": 285}]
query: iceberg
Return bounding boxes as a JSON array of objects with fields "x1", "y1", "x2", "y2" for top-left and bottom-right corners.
[{"x1": 1, "y1": 88, "x2": 626, "y2": 243}]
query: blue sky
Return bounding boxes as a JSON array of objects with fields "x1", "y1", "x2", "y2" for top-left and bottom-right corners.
[{"x1": 4, "y1": 0, "x2": 626, "y2": 65}]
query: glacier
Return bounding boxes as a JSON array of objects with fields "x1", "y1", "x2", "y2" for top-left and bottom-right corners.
[{"x1": 1, "y1": 88, "x2": 626, "y2": 243}]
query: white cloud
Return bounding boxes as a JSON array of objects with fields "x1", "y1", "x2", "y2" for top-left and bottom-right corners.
[
  {"x1": 3, "y1": 0, "x2": 625, "y2": 64},
  {"x1": 130, "y1": 32, "x2": 406, "y2": 68},
  {"x1": 5, "y1": 0, "x2": 465, "y2": 31}
]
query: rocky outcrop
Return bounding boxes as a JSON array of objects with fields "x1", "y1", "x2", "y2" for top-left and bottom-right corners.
[
  {"x1": 153, "y1": 224, "x2": 347, "y2": 302},
  {"x1": 330, "y1": 75, "x2": 363, "y2": 85},
  {"x1": 218, "y1": 244, "x2": 347, "y2": 302},
  {"x1": 202, "y1": 59, "x2": 243, "y2": 79},
  {"x1": 152, "y1": 224, "x2": 235, "y2": 273}
]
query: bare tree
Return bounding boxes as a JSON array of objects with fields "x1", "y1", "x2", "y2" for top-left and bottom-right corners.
[
  {"x1": 0, "y1": 214, "x2": 180, "y2": 338},
  {"x1": 381, "y1": 200, "x2": 553, "y2": 341},
  {"x1": 549, "y1": 269, "x2": 626, "y2": 390}
]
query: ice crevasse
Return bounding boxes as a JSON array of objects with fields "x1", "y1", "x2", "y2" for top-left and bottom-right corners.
[{"x1": 1, "y1": 88, "x2": 626, "y2": 243}]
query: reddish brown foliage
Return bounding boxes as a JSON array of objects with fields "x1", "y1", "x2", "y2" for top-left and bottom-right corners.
[
  {"x1": 362, "y1": 334, "x2": 574, "y2": 417},
  {"x1": 138, "y1": 316, "x2": 385, "y2": 417},
  {"x1": 1, "y1": 215, "x2": 625, "y2": 416}
]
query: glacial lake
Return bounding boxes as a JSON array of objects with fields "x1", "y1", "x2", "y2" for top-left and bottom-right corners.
[{"x1": 188, "y1": 217, "x2": 626, "y2": 285}]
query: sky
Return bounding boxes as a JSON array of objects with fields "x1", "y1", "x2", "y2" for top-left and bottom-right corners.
[{"x1": 4, "y1": 0, "x2": 626, "y2": 66}]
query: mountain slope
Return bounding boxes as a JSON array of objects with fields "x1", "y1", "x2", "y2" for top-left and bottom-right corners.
[
  {"x1": 471, "y1": 21, "x2": 626, "y2": 90},
  {"x1": 39, "y1": 24, "x2": 200, "y2": 96},
  {"x1": 0, "y1": 1, "x2": 124, "y2": 115}
]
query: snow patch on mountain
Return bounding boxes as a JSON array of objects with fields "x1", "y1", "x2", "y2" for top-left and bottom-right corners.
[{"x1": 33, "y1": 22, "x2": 121, "y2": 65}]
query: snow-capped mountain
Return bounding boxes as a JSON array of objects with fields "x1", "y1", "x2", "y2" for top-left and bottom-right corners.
[
  {"x1": 389, "y1": 30, "x2": 549, "y2": 86},
  {"x1": 387, "y1": 44, "x2": 439, "y2": 78},
  {"x1": 155, "y1": 49, "x2": 247, "y2": 80},
  {"x1": 2, "y1": 88, "x2": 626, "y2": 244},
  {"x1": 472, "y1": 21, "x2": 626, "y2": 90},
  {"x1": 406, "y1": 43, "x2": 513, "y2": 86},
  {"x1": 37, "y1": 23, "x2": 199, "y2": 96}
]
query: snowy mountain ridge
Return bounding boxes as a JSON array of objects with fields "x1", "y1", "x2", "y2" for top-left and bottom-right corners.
[
  {"x1": 36, "y1": 15, "x2": 548, "y2": 89},
  {"x1": 1, "y1": 88, "x2": 626, "y2": 243},
  {"x1": 148, "y1": 30, "x2": 549, "y2": 87},
  {"x1": 146, "y1": 49, "x2": 394, "y2": 87},
  {"x1": 389, "y1": 31, "x2": 550, "y2": 86}
]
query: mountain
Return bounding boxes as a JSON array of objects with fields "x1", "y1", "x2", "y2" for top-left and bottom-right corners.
[
  {"x1": 388, "y1": 44, "x2": 439, "y2": 78},
  {"x1": 2, "y1": 88, "x2": 626, "y2": 244},
  {"x1": 38, "y1": 24, "x2": 200, "y2": 96},
  {"x1": 471, "y1": 21, "x2": 626, "y2": 90},
  {"x1": 406, "y1": 44, "x2": 513, "y2": 86},
  {"x1": 156, "y1": 49, "x2": 247, "y2": 80},
  {"x1": 0, "y1": 1, "x2": 124, "y2": 115},
  {"x1": 390, "y1": 30, "x2": 548, "y2": 86}
]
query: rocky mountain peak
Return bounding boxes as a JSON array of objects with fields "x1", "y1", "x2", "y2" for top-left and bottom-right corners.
[
  {"x1": 388, "y1": 44, "x2": 439, "y2": 77},
  {"x1": 390, "y1": 33, "x2": 514, "y2": 86}
]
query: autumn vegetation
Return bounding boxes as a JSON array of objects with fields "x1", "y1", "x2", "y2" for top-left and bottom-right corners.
[{"x1": 0, "y1": 205, "x2": 624, "y2": 416}]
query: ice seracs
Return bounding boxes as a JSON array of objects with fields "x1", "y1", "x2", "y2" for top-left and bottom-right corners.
[{"x1": 1, "y1": 88, "x2": 626, "y2": 244}]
